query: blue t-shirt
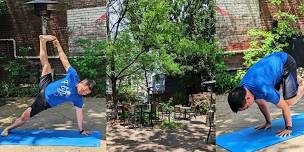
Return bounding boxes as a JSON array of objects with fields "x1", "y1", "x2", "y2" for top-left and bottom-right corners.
[
  {"x1": 44, "y1": 66, "x2": 84, "y2": 108},
  {"x1": 240, "y1": 52, "x2": 288, "y2": 105}
]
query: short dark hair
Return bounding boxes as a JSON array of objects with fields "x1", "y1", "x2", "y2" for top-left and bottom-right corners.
[
  {"x1": 82, "y1": 79, "x2": 96, "y2": 90},
  {"x1": 228, "y1": 86, "x2": 246, "y2": 113}
]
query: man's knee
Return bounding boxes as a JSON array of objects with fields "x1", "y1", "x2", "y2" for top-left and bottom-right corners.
[
  {"x1": 21, "y1": 109, "x2": 31, "y2": 122},
  {"x1": 42, "y1": 63, "x2": 52, "y2": 75}
]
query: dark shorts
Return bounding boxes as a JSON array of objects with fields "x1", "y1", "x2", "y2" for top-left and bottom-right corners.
[
  {"x1": 275, "y1": 55, "x2": 298, "y2": 100},
  {"x1": 30, "y1": 73, "x2": 52, "y2": 117}
]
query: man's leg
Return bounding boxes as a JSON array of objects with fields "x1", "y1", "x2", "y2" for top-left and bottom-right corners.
[
  {"x1": 1, "y1": 108, "x2": 31, "y2": 136},
  {"x1": 286, "y1": 76, "x2": 304, "y2": 106},
  {"x1": 39, "y1": 35, "x2": 56, "y2": 76},
  {"x1": 1, "y1": 35, "x2": 56, "y2": 136}
]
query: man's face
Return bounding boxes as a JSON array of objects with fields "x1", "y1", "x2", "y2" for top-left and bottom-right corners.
[
  {"x1": 238, "y1": 91, "x2": 254, "y2": 111},
  {"x1": 77, "y1": 81, "x2": 92, "y2": 96}
]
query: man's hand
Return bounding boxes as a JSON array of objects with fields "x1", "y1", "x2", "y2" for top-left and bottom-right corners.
[
  {"x1": 276, "y1": 128, "x2": 292, "y2": 137},
  {"x1": 52, "y1": 39, "x2": 60, "y2": 48},
  {"x1": 80, "y1": 130, "x2": 91, "y2": 136},
  {"x1": 255, "y1": 122, "x2": 271, "y2": 130}
]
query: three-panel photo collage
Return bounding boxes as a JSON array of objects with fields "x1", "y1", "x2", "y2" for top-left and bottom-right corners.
[{"x1": 1, "y1": 0, "x2": 304, "y2": 152}]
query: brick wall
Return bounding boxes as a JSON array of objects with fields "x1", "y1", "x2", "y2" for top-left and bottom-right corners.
[
  {"x1": 67, "y1": 6, "x2": 106, "y2": 53},
  {"x1": 259, "y1": 0, "x2": 304, "y2": 32},
  {"x1": 216, "y1": 0, "x2": 304, "y2": 52},
  {"x1": 216, "y1": 0, "x2": 261, "y2": 51}
]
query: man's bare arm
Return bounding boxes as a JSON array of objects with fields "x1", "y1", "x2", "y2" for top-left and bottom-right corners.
[
  {"x1": 75, "y1": 107, "x2": 91, "y2": 136},
  {"x1": 255, "y1": 99, "x2": 272, "y2": 129},
  {"x1": 53, "y1": 39, "x2": 71, "y2": 71},
  {"x1": 276, "y1": 99, "x2": 292, "y2": 137}
]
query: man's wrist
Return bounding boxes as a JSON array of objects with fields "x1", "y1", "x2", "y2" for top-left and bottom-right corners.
[
  {"x1": 80, "y1": 129, "x2": 84, "y2": 134},
  {"x1": 285, "y1": 126, "x2": 292, "y2": 130}
]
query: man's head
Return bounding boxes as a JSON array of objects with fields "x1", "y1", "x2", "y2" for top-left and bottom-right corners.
[
  {"x1": 77, "y1": 79, "x2": 96, "y2": 96},
  {"x1": 228, "y1": 86, "x2": 254, "y2": 113}
]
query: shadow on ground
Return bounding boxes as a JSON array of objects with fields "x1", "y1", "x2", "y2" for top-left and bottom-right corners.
[{"x1": 107, "y1": 115, "x2": 215, "y2": 152}]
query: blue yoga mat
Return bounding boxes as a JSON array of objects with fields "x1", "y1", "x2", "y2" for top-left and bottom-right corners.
[
  {"x1": 216, "y1": 113, "x2": 304, "y2": 152},
  {"x1": 0, "y1": 130, "x2": 101, "y2": 147}
]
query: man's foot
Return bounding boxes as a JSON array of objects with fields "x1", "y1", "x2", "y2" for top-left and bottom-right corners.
[
  {"x1": 1, "y1": 129, "x2": 9, "y2": 137},
  {"x1": 39, "y1": 35, "x2": 57, "y2": 42}
]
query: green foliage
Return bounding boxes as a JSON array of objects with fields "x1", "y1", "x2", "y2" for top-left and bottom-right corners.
[
  {"x1": 0, "y1": 0, "x2": 8, "y2": 15},
  {"x1": 176, "y1": 39, "x2": 220, "y2": 80},
  {"x1": 159, "y1": 120, "x2": 185, "y2": 129},
  {"x1": 170, "y1": 0, "x2": 218, "y2": 82},
  {"x1": 269, "y1": 0, "x2": 283, "y2": 6},
  {"x1": 299, "y1": 3, "x2": 304, "y2": 14},
  {"x1": 215, "y1": 62, "x2": 237, "y2": 93},
  {"x1": 244, "y1": 2, "x2": 299, "y2": 68},
  {"x1": 0, "y1": 83, "x2": 38, "y2": 97},
  {"x1": 0, "y1": 47, "x2": 40, "y2": 97},
  {"x1": 171, "y1": 0, "x2": 216, "y2": 41},
  {"x1": 70, "y1": 39, "x2": 107, "y2": 96},
  {"x1": 126, "y1": 0, "x2": 183, "y2": 75},
  {"x1": 196, "y1": 103, "x2": 208, "y2": 114},
  {"x1": 213, "y1": 0, "x2": 299, "y2": 93},
  {"x1": 4, "y1": 58, "x2": 28, "y2": 84},
  {"x1": 107, "y1": 0, "x2": 218, "y2": 106},
  {"x1": 2, "y1": 47, "x2": 37, "y2": 84},
  {"x1": 159, "y1": 97, "x2": 174, "y2": 113}
]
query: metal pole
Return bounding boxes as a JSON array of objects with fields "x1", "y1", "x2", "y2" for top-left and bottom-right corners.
[{"x1": 41, "y1": 16, "x2": 47, "y2": 34}]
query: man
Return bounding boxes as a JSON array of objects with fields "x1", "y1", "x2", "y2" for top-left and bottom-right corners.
[
  {"x1": 228, "y1": 51, "x2": 304, "y2": 137},
  {"x1": 1, "y1": 35, "x2": 96, "y2": 136}
]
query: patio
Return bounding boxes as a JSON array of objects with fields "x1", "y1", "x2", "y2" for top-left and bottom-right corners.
[
  {"x1": 107, "y1": 115, "x2": 215, "y2": 152},
  {"x1": 0, "y1": 97, "x2": 106, "y2": 152},
  {"x1": 216, "y1": 94, "x2": 304, "y2": 152},
  {"x1": 106, "y1": 91, "x2": 215, "y2": 152}
]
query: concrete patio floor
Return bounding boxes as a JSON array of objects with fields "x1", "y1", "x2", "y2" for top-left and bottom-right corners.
[
  {"x1": 107, "y1": 115, "x2": 215, "y2": 152},
  {"x1": 216, "y1": 94, "x2": 304, "y2": 152},
  {"x1": 0, "y1": 97, "x2": 106, "y2": 152}
]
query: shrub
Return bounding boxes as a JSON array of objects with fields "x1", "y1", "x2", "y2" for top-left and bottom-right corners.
[
  {"x1": 69, "y1": 39, "x2": 107, "y2": 97},
  {"x1": 0, "y1": 83, "x2": 38, "y2": 97},
  {"x1": 159, "y1": 120, "x2": 185, "y2": 129}
]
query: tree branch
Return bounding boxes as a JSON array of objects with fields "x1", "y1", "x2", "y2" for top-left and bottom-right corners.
[
  {"x1": 113, "y1": 0, "x2": 129, "y2": 41},
  {"x1": 117, "y1": 66, "x2": 142, "y2": 79},
  {"x1": 116, "y1": 50, "x2": 146, "y2": 78}
]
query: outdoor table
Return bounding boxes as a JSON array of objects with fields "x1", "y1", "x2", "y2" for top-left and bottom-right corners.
[{"x1": 180, "y1": 106, "x2": 191, "y2": 120}]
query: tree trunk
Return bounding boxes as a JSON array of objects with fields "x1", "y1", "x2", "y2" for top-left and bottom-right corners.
[{"x1": 111, "y1": 78, "x2": 118, "y2": 118}]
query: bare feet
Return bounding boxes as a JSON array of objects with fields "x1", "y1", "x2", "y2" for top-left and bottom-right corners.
[
  {"x1": 39, "y1": 35, "x2": 57, "y2": 42},
  {"x1": 1, "y1": 129, "x2": 9, "y2": 137},
  {"x1": 52, "y1": 39, "x2": 61, "y2": 48}
]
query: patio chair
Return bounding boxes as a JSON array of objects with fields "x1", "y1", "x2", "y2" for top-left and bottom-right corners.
[{"x1": 189, "y1": 106, "x2": 197, "y2": 120}]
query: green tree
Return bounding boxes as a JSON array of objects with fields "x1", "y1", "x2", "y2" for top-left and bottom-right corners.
[
  {"x1": 170, "y1": 0, "x2": 219, "y2": 94},
  {"x1": 107, "y1": 0, "x2": 184, "y2": 110}
]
